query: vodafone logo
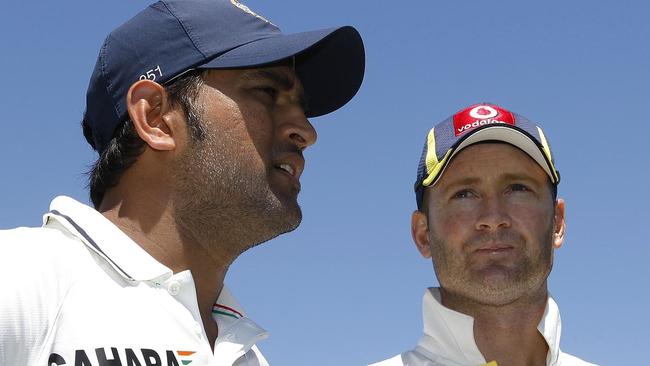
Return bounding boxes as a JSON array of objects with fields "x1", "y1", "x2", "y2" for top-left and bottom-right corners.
[
  {"x1": 468, "y1": 105, "x2": 498, "y2": 119},
  {"x1": 452, "y1": 104, "x2": 515, "y2": 136}
]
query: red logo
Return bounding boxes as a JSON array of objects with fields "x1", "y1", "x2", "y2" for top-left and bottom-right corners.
[{"x1": 452, "y1": 104, "x2": 515, "y2": 136}]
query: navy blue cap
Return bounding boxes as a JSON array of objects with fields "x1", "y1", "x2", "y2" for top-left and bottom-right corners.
[
  {"x1": 85, "y1": 0, "x2": 365, "y2": 153},
  {"x1": 414, "y1": 103, "x2": 560, "y2": 209}
]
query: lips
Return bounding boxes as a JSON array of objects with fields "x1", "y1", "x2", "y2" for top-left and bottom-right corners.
[
  {"x1": 273, "y1": 153, "x2": 304, "y2": 181},
  {"x1": 474, "y1": 243, "x2": 514, "y2": 254},
  {"x1": 277, "y1": 163, "x2": 295, "y2": 176}
]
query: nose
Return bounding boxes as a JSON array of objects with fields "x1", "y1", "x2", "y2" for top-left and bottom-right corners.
[
  {"x1": 475, "y1": 196, "x2": 511, "y2": 231},
  {"x1": 279, "y1": 108, "x2": 317, "y2": 151}
]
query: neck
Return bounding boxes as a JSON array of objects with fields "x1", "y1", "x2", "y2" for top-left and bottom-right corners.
[
  {"x1": 100, "y1": 186, "x2": 237, "y2": 344},
  {"x1": 441, "y1": 286, "x2": 550, "y2": 366}
]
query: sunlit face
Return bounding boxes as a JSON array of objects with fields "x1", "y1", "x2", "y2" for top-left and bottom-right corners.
[
  {"x1": 172, "y1": 64, "x2": 317, "y2": 255},
  {"x1": 414, "y1": 143, "x2": 564, "y2": 306}
]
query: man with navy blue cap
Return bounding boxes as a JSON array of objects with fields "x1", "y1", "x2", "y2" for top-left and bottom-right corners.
[
  {"x1": 0, "y1": 1, "x2": 364, "y2": 365},
  {"x1": 370, "y1": 104, "x2": 595, "y2": 366}
]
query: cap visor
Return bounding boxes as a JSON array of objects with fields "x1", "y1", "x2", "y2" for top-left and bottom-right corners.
[
  {"x1": 451, "y1": 126, "x2": 556, "y2": 182},
  {"x1": 424, "y1": 125, "x2": 557, "y2": 188},
  {"x1": 198, "y1": 26, "x2": 365, "y2": 117}
]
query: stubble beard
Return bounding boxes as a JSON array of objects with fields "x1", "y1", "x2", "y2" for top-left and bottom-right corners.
[
  {"x1": 171, "y1": 118, "x2": 302, "y2": 260},
  {"x1": 431, "y1": 223, "x2": 555, "y2": 307}
]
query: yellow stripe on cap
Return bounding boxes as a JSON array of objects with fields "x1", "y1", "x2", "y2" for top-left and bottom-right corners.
[
  {"x1": 424, "y1": 128, "x2": 437, "y2": 176},
  {"x1": 481, "y1": 362, "x2": 498, "y2": 366},
  {"x1": 536, "y1": 127, "x2": 560, "y2": 183},
  {"x1": 422, "y1": 127, "x2": 453, "y2": 187}
]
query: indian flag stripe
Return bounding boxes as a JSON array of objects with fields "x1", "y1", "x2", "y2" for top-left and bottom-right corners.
[
  {"x1": 182, "y1": 361, "x2": 192, "y2": 365},
  {"x1": 213, "y1": 310, "x2": 239, "y2": 319},
  {"x1": 213, "y1": 303, "x2": 243, "y2": 318},
  {"x1": 177, "y1": 351, "x2": 195, "y2": 356}
]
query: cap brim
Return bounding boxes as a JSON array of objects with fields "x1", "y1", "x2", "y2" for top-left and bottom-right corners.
[
  {"x1": 198, "y1": 26, "x2": 365, "y2": 118},
  {"x1": 432, "y1": 125, "x2": 557, "y2": 187}
]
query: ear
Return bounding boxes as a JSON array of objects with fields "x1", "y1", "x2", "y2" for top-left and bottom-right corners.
[
  {"x1": 412, "y1": 210, "x2": 432, "y2": 258},
  {"x1": 126, "y1": 80, "x2": 178, "y2": 151},
  {"x1": 552, "y1": 198, "x2": 566, "y2": 249}
]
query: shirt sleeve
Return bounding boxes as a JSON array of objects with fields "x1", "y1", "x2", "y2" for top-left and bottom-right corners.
[{"x1": 0, "y1": 228, "x2": 78, "y2": 365}]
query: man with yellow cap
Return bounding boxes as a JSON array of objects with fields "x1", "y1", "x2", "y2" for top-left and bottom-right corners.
[{"x1": 371, "y1": 104, "x2": 595, "y2": 366}]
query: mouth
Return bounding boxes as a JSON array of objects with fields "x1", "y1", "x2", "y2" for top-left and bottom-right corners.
[
  {"x1": 276, "y1": 163, "x2": 295, "y2": 177},
  {"x1": 273, "y1": 153, "x2": 304, "y2": 180},
  {"x1": 474, "y1": 244, "x2": 514, "y2": 254}
]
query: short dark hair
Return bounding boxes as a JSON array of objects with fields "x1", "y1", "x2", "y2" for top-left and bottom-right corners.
[{"x1": 82, "y1": 70, "x2": 206, "y2": 209}]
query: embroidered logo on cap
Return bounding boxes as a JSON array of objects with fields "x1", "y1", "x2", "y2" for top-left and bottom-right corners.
[
  {"x1": 230, "y1": 0, "x2": 276, "y2": 26},
  {"x1": 468, "y1": 105, "x2": 498, "y2": 119},
  {"x1": 453, "y1": 104, "x2": 515, "y2": 136}
]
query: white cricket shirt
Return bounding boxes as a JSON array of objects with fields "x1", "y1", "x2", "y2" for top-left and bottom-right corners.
[
  {"x1": 0, "y1": 196, "x2": 270, "y2": 366},
  {"x1": 370, "y1": 288, "x2": 597, "y2": 366}
]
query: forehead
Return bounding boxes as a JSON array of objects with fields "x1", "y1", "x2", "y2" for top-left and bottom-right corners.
[
  {"x1": 201, "y1": 63, "x2": 305, "y2": 98},
  {"x1": 204, "y1": 60, "x2": 299, "y2": 83},
  {"x1": 438, "y1": 142, "x2": 548, "y2": 184}
]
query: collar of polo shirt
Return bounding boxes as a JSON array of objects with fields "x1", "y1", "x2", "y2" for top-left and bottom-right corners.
[
  {"x1": 42, "y1": 196, "x2": 269, "y2": 363},
  {"x1": 416, "y1": 288, "x2": 562, "y2": 365}
]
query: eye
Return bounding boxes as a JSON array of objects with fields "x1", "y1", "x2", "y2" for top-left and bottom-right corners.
[
  {"x1": 510, "y1": 183, "x2": 531, "y2": 192},
  {"x1": 452, "y1": 189, "x2": 475, "y2": 199},
  {"x1": 253, "y1": 86, "x2": 279, "y2": 103}
]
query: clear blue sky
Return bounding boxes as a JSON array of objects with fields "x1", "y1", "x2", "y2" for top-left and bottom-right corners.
[{"x1": 1, "y1": 1, "x2": 648, "y2": 364}]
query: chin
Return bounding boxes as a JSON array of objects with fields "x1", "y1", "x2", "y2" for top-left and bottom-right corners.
[
  {"x1": 248, "y1": 199, "x2": 303, "y2": 245},
  {"x1": 469, "y1": 272, "x2": 549, "y2": 306},
  {"x1": 469, "y1": 283, "x2": 527, "y2": 306},
  {"x1": 270, "y1": 187, "x2": 303, "y2": 226},
  {"x1": 272, "y1": 201, "x2": 303, "y2": 234}
]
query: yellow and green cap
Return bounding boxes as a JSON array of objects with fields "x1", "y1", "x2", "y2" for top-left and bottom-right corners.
[{"x1": 414, "y1": 103, "x2": 560, "y2": 209}]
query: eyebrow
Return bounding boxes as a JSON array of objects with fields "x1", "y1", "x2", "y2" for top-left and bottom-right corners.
[
  {"x1": 433, "y1": 176, "x2": 478, "y2": 196},
  {"x1": 440, "y1": 172, "x2": 542, "y2": 193},
  {"x1": 242, "y1": 69, "x2": 308, "y2": 111},
  {"x1": 442, "y1": 176, "x2": 481, "y2": 188},
  {"x1": 500, "y1": 172, "x2": 543, "y2": 186},
  {"x1": 243, "y1": 69, "x2": 294, "y2": 89}
]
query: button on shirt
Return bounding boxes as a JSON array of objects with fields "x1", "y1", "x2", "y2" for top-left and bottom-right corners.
[
  {"x1": 0, "y1": 196, "x2": 269, "y2": 366},
  {"x1": 370, "y1": 288, "x2": 597, "y2": 366}
]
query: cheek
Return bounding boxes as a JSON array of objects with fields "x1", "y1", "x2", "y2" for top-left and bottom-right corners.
[
  {"x1": 509, "y1": 203, "x2": 555, "y2": 242},
  {"x1": 430, "y1": 209, "x2": 475, "y2": 247},
  {"x1": 237, "y1": 104, "x2": 276, "y2": 152},
  {"x1": 511, "y1": 199, "x2": 553, "y2": 223},
  {"x1": 207, "y1": 102, "x2": 269, "y2": 156},
  {"x1": 199, "y1": 94, "x2": 242, "y2": 138}
]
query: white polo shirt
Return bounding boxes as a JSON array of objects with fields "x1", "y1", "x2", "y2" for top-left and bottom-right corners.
[
  {"x1": 0, "y1": 196, "x2": 269, "y2": 366},
  {"x1": 370, "y1": 288, "x2": 597, "y2": 366}
]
